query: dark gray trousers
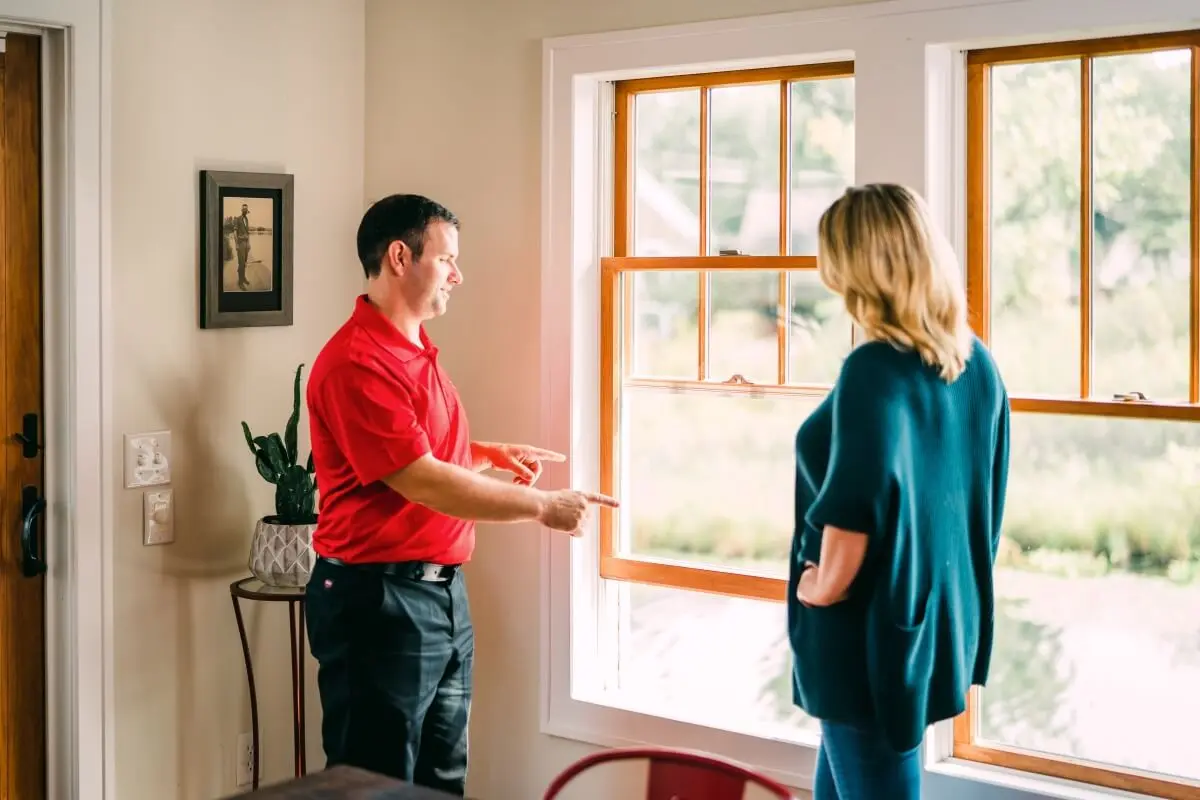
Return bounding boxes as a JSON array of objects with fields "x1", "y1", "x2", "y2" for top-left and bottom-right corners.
[{"x1": 305, "y1": 557, "x2": 473, "y2": 796}]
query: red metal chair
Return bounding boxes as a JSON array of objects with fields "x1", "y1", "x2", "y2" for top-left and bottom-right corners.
[{"x1": 542, "y1": 746, "x2": 797, "y2": 800}]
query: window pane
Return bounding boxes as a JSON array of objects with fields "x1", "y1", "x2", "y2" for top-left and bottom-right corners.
[
  {"x1": 988, "y1": 60, "x2": 1081, "y2": 397},
  {"x1": 633, "y1": 89, "x2": 700, "y2": 256},
  {"x1": 614, "y1": 581, "x2": 817, "y2": 740},
  {"x1": 1090, "y1": 50, "x2": 1192, "y2": 402},
  {"x1": 631, "y1": 271, "x2": 698, "y2": 379},
  {"x1": 788, "y1": 271, "x2": 852, "y2": 384},
  {"x1": 708, "y1": 83, "x2": 780, "y2": 256},
  {"x1": 980, "y1": 412, "x2": 1200, "y2": 782},
  {"x1": 709, "y1": 271, "x2": 779, "y2": 384},
  {"x1": 789, "y1": 77, "x2": 855, "y2": 256},
  {"x1": 621, "y1": 387, "x2": 822, "y2": 576}
]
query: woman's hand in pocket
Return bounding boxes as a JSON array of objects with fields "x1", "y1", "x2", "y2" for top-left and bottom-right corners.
[{"x1": 797, "y1": 562, "x2": 849, "y2": 607}]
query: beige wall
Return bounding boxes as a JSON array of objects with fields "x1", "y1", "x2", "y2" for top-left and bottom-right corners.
[
  {"x1": 110, "y1": 0, "x2": 364, "y2": 796},
  {"x1": 363, "y1": 0, "x2": 871, "y2": 797}
]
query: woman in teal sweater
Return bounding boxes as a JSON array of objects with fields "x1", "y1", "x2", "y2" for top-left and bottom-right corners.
[{"x1": 787, "y1": 184, "x2": 1011, "y2": 799}]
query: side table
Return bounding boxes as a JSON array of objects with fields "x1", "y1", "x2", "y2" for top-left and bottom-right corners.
[{"x1": 230, "y1": 577, "x2": 309, "y2": 790}]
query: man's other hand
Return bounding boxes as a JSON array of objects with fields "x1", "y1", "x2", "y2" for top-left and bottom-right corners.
[{"x1": 473, "y1": 442, "x2": 566, "y2": 486}]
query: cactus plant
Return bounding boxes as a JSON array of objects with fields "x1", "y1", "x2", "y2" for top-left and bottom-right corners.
[{"x1": 240, "y1": 363, "x2": 317, "y2": 525}]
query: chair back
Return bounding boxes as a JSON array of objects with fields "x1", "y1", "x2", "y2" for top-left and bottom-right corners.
[{"x1": 542, "y1": 746, "x2": 796, "y2": 800}]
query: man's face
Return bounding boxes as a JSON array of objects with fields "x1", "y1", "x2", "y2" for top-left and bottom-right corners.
[
  {"x1": 241, "y1": 204, "x2": 249, "y2": 217},
  {"x1": 399, "y1": 221, "x2": 462, "y2": 320}
]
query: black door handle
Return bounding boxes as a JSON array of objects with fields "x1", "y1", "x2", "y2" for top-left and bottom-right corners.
[
  {"x1": 13, "y1": 412, "x2": 41, "y2": 459},
  {"x1": 20, "y1": 485, "x2": 45, "y2": 577}
]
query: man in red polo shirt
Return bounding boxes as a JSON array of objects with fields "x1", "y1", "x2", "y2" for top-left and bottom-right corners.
[{"x1": 305, "y1": 194, "x2": 616, "y2": 795}]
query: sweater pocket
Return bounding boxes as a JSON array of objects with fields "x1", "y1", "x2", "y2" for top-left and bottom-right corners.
[
  {"x1": 788, "y1": 599, "x2": 874, "y2": 722},
  {"x1": 866, "y1": 593, "x2": 936, "y2": 753}
]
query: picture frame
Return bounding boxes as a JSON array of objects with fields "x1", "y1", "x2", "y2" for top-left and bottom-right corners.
[{"x1": 199, "y1": 170, "x2": 295, "y2": 329}]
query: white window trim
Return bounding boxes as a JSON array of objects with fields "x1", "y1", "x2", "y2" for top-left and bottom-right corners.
[{"x1": 538, "y1": 0, "x2": 1200, "y2": 795}]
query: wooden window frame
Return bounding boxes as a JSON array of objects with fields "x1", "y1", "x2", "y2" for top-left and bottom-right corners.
[
  {"x1": 958, "y1": 29, "x2": 1200, "y2": 799},
  {"x1": 600, "y1": 62, "x2": 855, "y2": 602}
]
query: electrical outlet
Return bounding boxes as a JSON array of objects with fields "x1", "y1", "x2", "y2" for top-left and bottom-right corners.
[
  {"x1": 124, "y1": 431, "x2": 172, "y2": 488},
  {"x1": 236, "y1": 732, "x2": 254, "y2": 787}
]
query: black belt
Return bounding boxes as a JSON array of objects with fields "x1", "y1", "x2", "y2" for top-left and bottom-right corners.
[{"x1": 320, "y1": 556, "x2": 459, "y2": 582}]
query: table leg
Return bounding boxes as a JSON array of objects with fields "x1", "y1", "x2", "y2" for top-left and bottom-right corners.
[
  {"x1": 298, "y1": 600, "x2": 307, "y2": 775},
  {"x1": 288, "y1": 600, "x2": 308, "y2": 778},
  {"x1": 232, "y1": 593, "x2": 261, "y2": 790}
]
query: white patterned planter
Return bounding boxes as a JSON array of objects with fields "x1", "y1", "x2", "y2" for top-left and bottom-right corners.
[{"x1": 248, "y1": 517, "x2": 317, "y2": 588}]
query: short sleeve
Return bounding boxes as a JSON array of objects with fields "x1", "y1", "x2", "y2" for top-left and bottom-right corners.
[
  {"x1": 804, "y1": 351, "x2": 903, "y2": 539},
  {"x1": 317, "y1": 363, "x2": 432, "y2": 485}
]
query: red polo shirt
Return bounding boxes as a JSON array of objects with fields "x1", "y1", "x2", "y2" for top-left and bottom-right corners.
[{"x1": 306, "y1": 295, "x2": 475, "y2": 565}]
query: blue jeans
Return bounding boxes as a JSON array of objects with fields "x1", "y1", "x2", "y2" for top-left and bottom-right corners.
[{"x1": 814, "y1": 720, "x2": 921, "y2": 800}]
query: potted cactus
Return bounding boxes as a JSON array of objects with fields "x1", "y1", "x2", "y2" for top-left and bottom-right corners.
[{"x1": 241, "y1": 363, "x2": 318, "y2": 587}]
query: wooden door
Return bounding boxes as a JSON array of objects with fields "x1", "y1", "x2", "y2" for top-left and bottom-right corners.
[{"x1": 0, "y1": 32, "x2": 46, "y2": 800}]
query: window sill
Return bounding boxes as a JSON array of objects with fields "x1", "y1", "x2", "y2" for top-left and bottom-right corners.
[
  {"x1": 543, "y1": 696, "x2": 1177, "y2": 800},
  {"x1": 926, "y1": 758, "x2": 1165, "y2": 800},
  {"x1": 541, "y1": 690, "x2": 819, "y2": 790}
]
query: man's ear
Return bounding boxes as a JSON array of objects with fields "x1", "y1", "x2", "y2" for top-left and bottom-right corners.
[{"x1": 385, "y1": 240, "x2": 409, "y2": 276}]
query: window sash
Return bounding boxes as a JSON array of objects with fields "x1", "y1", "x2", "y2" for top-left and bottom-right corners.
[
  {"x1": 966, "y1": 29, "x2": 1200, "y2": 408},
  {"x1": 614, "y1": 62, "x2": 855, "y2": 260},
  {"x1": 599, "y1": 257, "x2": 830, "y2": 599}
]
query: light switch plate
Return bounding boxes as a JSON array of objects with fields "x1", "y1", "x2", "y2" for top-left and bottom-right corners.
[
  {"x1": 124, "y1": 431, "x2": 171, "y2": 488},
  {"x1": 144, "y1": 489, "x2": 175, "y2": 545}
]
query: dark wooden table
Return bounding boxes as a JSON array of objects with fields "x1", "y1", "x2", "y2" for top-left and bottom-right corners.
[
  {"x1": 230, "y1": 577, "x2": 309, "y2": 790},
  {"x1": 227, "y1": 765, "x2": 461, "y2": 798}
]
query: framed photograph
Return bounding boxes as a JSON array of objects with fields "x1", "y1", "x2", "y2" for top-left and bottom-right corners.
[{"x1": 199, "y1": 170, "x2": 295, "y2": 328}]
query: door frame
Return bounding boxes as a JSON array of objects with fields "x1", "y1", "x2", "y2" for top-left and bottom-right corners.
[{"x1": 0, "y1": 3, "x2": 111, "y2": 800}]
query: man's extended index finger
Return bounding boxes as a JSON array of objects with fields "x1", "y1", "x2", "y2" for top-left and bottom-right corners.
[
  {"x1": 525, "y1": 446, "x2": 567, "y2": 462},
  {"x1": 583, "y1": 492, "x2": 620, "y2": 508}
]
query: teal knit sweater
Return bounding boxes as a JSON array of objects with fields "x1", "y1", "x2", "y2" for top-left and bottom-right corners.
[{"x1": 787, "y1": 337, "x2": 1010, "y2": 751}]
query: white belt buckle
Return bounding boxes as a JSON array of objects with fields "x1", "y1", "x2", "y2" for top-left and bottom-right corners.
[{"x1": 419, "y1": 563, "x2": 445, "y2": 581}]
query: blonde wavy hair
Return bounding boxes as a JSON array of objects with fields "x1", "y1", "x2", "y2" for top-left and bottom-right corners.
[{"x1": 817, "y1": 183, "x2": 973, "y2": 382}]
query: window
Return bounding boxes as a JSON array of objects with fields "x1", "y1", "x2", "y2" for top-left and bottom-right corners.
[
  {"x1": 545, "y1": 1, "x2": 1200, "y2": 794},
  {"x1": 596, "y1": 63, "x2": 854, "y2": 738},
  {"x1": 960, "y1": 30, "x2": 1200, "y2": 799}
]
